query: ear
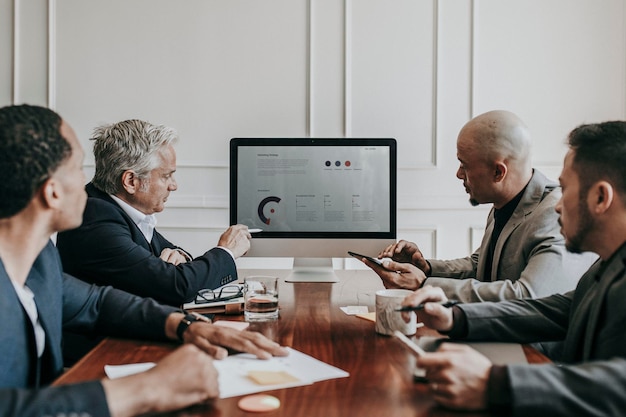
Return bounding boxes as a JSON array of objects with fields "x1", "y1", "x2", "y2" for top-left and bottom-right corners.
[
  {"x1": 588, "y1": 181, "x2": 614, "y2": 214},
  {"x1": 40, "y1": 178, "x2": 62, "y2": 210},
  {"x1": 493, "y1": 161, "x2": 507, "y2": 183},
  {"x1": 120, "y1": 170, "x2": 140, "y2": 195}
]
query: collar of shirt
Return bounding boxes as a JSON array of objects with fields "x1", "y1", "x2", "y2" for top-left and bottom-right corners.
[
  {"x1": 110, "y1": 194, "x2": 157, "y2": 243},
  {"x1": 10, "y1": 280, "x2": 46, "y2": 358}
]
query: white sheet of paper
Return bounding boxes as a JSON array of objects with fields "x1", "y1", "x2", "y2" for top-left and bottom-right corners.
[
  {"x1": 104, "y1": 362, "x2": 155, "y2": 379},
  {"x1": 104, "y1": 347, "x2": 349, "y2": 398},
  {"x1": 340, "y1": 306, "x2": 369, "y2": 315}
]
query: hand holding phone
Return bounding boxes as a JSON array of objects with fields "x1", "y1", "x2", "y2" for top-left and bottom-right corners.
[
  {"x1": 393, "y1": 330, "x2": 427, "y2": 357},
  {"x1": 347, "y1": 251, "x2": 392, "y2": 270}
]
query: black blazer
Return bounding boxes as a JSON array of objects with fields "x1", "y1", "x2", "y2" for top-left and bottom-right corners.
[
  {"x1": 57, "y1": 183, "x2": 236, "y2": 306},
  {"x1": 0, "y1": 241, "x2": 178, "y2": 417}
]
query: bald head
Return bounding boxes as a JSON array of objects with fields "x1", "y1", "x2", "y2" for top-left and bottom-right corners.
[
  {"x1": 456, "y1": 110, "x2": 534, "y2": 208},
  {"x1": 458, "y1": 110, "x2": 532, "y2": 172}
]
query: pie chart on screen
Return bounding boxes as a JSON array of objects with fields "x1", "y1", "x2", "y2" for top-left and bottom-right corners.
[{"x1": 257, "y1": 196, "x2": 281, "y2": 225}]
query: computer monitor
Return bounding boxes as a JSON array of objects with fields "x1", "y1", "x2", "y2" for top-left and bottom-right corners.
[{"x1": 230, "y1": 138, "x2": 397, "y2": 282}]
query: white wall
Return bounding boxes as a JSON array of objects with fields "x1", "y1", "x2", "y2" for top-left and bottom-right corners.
[{"x1": 2, "y1": 0, "x2": 625, "y2": 267}]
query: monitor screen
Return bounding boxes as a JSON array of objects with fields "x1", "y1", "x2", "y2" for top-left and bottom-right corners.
[{"x1": 230, "y1": 138, "x2": 397, "y2": 282}]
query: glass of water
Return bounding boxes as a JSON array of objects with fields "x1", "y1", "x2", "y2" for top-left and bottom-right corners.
[{"x1": 243, "y1": 276, "x2": 279, "y2": 321}]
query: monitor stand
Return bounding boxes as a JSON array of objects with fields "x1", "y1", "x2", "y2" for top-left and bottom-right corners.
[{"x1": 285, "y1": 258, "x2": 339, "y2": 283}]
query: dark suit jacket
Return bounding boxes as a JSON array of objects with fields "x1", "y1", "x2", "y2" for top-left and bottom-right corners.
[
  {"x1": 0, "y1": 242, "x2": 178, "y2": 417},
  {"x1": 457, "y1": 243, "x2": 626, "y2": 415},
  {"x1": 56, "y1": 183, "x2": 237, "y2": 306}
]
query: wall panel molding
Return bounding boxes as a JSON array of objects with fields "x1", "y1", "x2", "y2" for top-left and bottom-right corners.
[
  {"x1": 395, "y1": 227, "x2": 437, "y2": 259},
  {"x1": 9, "y1": 0, "x2": 621, "y2": 263},
  {"x1": 11, "y1": 0, "x2": 19, "y2": 103},
  {"x1": 470, "y1": 226, "x2": 485, "y2": 253},
  {"x1": 48, "y1": 0, "x2": 55, "y2": 108}
]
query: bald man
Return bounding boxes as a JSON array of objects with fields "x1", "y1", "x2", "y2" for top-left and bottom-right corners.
[{"x1": 358, "y1": 110, "x2": 597, "y2": 302}]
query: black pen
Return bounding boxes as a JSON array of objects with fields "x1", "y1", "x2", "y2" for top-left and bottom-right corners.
[{"x1": 395, "y1": 300, "x2": 460, "y2": 312}]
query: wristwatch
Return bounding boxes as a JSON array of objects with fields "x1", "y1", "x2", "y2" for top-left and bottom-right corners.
[{"x1": 176, "y1": 312, "x2": 199, "y2": 341}]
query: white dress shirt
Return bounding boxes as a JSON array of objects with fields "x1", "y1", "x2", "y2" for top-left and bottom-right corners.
[
  {"x1": 110, "y1": 194, "x2": 157, "y2": 243},
  {"x1": 109, "y1": 194, "x2": 235, "y2": 261},
  {"x1": 11, "y1": 281, "x2": 45, "y2": 358}
]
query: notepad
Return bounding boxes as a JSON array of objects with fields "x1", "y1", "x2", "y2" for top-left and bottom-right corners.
[
  {"x1": 247, "y1": 370, "x2": 300, "y2": 385},
  {"x1": 356, "y1": 312, "x2": 377, "y2": 322}
]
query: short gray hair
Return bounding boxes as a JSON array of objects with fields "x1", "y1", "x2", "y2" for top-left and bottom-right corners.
[{"x1": 91, "y1": 119, "x2": 178, "y2": 194}]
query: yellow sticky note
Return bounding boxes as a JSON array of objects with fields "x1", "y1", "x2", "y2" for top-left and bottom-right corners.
[
  {"x1": 247, "y1": 370, "x2": 300, "y2": 386},
  {"x1": 356, "y1": 312, "x2": 376, "y2": 322}
]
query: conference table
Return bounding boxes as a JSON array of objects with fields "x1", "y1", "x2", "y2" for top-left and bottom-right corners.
[{"x1": 55, "y1": 269, "x2": 548, "y2": 417}]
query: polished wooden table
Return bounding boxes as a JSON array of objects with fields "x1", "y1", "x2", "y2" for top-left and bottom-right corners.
[{"x1": 55, "y1": 269, "x2": 547, "y2": 416}]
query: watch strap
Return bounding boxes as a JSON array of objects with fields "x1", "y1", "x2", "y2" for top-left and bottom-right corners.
[{"x1": 176, "y1": 313, "x2": 198, "y2": 341}]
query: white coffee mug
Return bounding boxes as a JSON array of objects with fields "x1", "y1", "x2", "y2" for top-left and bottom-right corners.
[{"x1": 375, "y1": 289, "x2": 417, "y2": 336}]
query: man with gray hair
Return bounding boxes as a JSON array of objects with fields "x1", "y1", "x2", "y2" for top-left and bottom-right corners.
[
  {"x1": 356, "y1": 110, "x2": 597, "y2": 302},
  {"x1": 57, "y1": 119, "x2": 249, "y2": 307}
]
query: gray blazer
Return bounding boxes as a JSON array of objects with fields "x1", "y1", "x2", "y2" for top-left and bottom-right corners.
[
  {"x1": 457, "y1": 243, "x2": 626, "y2": 416},
  {"x1": 426, "y1": 170, "x2": 597, "y2": 302}
]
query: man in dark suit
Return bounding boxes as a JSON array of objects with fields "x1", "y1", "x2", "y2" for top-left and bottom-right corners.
[
  {"x1": 402, "y1": 121, "x2": 626, "y2": 415},
  {"x1": 361, "y1": 110, "x2": 596, "y2": 302},
  {"x1": 56, "y1": 119, "x2": 251, "y2": 306},
  {"x1": 0, "y1": 104, "x2": 287, "y2": 417}
]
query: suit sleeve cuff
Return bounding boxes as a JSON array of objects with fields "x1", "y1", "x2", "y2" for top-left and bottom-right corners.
[
  {"x1": 174, "y1": 248, "x2": 193, "y2": 262},
  {"x1": 439, "y1": 305, "x2": 469, "y2": 338},
  {"x1": 487, "y1": 365, "x2": 512, "y2": 414},
  {"x1": 215, "y1": 246, "x2": 236, "y2": 261}
]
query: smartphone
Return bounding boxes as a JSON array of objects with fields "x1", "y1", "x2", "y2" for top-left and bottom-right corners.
[
  {"x1": 347, "y1": 251, "x2": 391, "y2": 269},
  {"x1": 393, "y1": 330, "x2": 427, "y2": 357}
]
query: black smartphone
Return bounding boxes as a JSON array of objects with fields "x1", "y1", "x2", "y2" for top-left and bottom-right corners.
[{"x1": 348, "y1": 251, "x2": 392, "y2": 270}]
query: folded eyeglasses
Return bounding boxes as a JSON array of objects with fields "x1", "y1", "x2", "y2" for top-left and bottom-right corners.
[{"x1": 195, "y1": 285, "x2": 243, "y2": 304}]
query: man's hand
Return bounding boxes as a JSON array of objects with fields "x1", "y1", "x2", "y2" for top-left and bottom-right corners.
[
  {"x1": 217, "y1": 224, "x2": 251, "y2": 258},
  {"x1": 159, "y1": 248, "x2": 189, "y2": 265},
  {"x1": 362, "y1": 258, "x2": 426, "y2": 290},
  {"x1": 102, "y1": 344, "x2": 219, "y2": 417},
  {"x1": 400, "y1": 286, "x2": 453, "y2": 331},
  {"x1": 416, "y1": 344, "x2": 492, "y2": 411},
  {"x1": 182, "y1": 320, "x2": 289, "y2": 360},
  {"x1": 378, "y1": 240, "x2": 431, "y2": 275}
]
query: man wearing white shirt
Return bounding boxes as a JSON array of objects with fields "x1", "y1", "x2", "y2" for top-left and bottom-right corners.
[
  {"x1": 56, "y1": 119, "x2": 249, "y2": 305},
  {"x1": 0, "y1": 104, "x2": 287, "y2": 417}
]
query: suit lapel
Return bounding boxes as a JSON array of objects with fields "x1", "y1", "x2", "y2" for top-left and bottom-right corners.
[
  {"x1": 560, "y1": 265, "x2": 601, "y2": 361},
  {"x1": 490, "y1": 170, "x2": 554, "y2": 281},
  {"x1": 477, "y1": 209, "x2": 495, "y2": 279},
  {"x1": 26, "y1": 250, "x2": 63, "y2": 372},
  {"x1": 581, "y1": 251, "x2": 626, "y2": 359},
  {"x1": 87, "y1": 182, "x2": 155, "y2": 253},
  {"x1": 491, "y1": 208, "x2": 523, "y2": 281}
]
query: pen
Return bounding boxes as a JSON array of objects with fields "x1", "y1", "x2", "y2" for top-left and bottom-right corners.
[
  {"x1": 248, "y1": 228, "x2": 263, "y2": 233},
  {"x1": 395, "y1": 300, "x2": 460, "y2": 312}
]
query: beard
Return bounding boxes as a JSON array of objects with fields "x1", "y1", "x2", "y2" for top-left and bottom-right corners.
[
  {"x1": 464, "y1": 182, "x2": 480, "y2": 206},
  {"x1": 564, "y1": 198, "x2": 594, "y2": 254}
]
